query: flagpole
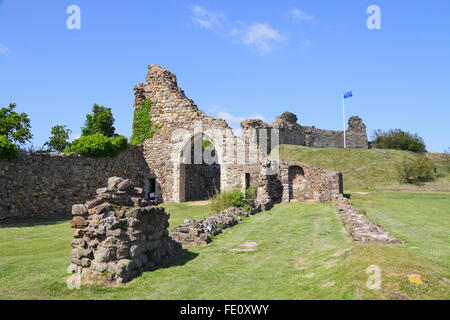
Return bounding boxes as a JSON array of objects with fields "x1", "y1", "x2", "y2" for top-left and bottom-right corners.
[{"x1": 342, "y1": 93, "x2": 346, "y2": 148}]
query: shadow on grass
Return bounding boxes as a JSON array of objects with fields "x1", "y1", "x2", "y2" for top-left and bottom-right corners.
[
  {"x1": 158, "y1": 250, "x2": 199, "y2": 270},
  {"x1": 0, "y1": 214, "x2": 70, "y2": 229}
]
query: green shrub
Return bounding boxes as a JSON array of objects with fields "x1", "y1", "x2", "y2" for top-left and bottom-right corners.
[
  {"x1": 130, "y1": 98, "x2": 157, "y2": 146},
  {"x1": 209, "y1": 188, "x2": 249, "y2": 214},
  {"x1": 371, "y1": 129, "x2": 426, "y2": 153},
  {"x1": 396, "y1": 155, "x2": 436, "y2": 185},
  {"x1": 245, "y1": 186, "x2": 257, "y2": 200},
  {"x1": 64, "y1": 133, "x2": 128, "y2": 158},
  {"x1": 0, "y1": 135, "x2": 19, "y2": 161}
]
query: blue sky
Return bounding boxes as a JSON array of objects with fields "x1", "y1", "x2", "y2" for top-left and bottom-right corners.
[{"x1": 0, "y1": 0, "x2": 449, "y2": 152}]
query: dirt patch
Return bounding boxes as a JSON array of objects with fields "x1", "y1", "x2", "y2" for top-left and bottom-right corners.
[
  {"x1": 330, "y1": 248, "x2": 352, "y2": 257},
  {"x1": 325, "y1": 259, "x2": 338, "y2": 269},
  {"x1": 375, "y1": 183, "x2": 450, "y2": 193},
  {"x1": 16, "y1": 235, "x2": 34, "y2": 240},
  {"x1": 293, "y1": 258, "x2": 309, "y2": 270},
  {"x1": 231, "y1": 241, "x2": 260, "y2": 252},
  {"x1": 322, "y1": 281, "x2": 335, "y2": 287},
  {"x1": 188, "y1": 200, "x2": 210, "y2": 206}
]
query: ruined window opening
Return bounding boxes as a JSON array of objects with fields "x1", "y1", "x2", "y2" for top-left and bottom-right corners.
[
  {"x1": 245, "y1": 173, "x2": 251, "y2": 189},
  {"x1": 148, "y1": 178, "x2": 156, "y2": 200}
]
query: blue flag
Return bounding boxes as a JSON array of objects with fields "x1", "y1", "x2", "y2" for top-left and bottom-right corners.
[{"x1": 343, "y1": 91, "x2": 353, "y2": 99}]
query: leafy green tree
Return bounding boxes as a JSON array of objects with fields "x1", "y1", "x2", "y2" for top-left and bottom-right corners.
[
  {"x1": 81, "y1": 104, "x2": 116, "y2": 137},
  {"x1": 44, "y1": 125, "x2": 72, "y2": 153},
  {"x1": 0, "y1": 135, "x2": 19, "y2": 161},
  {"x1": 0, "y1": 103, "x2": 32, "y2": 145}
]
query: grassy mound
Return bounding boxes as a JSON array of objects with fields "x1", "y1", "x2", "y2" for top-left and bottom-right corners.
[{"x1": 278, "y1": 145, "x2": 449, "y2": 191}]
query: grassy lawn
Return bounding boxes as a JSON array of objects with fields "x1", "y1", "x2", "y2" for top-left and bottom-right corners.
[
  {"x1": 0, "y1": 146, "x2": 448, "y2": 299},
  {"x1": 0, "y1": 195, "x2": 448, "y2": 300},
  {"x1": 162, "y1": 201, "x2": 212, "y2": 228}
]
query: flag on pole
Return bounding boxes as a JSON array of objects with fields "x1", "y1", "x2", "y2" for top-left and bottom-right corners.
[{"x1": 343, "y1": 91, "x2": 353, "y2": 99}]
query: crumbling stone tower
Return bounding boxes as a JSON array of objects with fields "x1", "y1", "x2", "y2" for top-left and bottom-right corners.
[{"x1": 134, "y1": 65, "x2": 245, "y2": 203}]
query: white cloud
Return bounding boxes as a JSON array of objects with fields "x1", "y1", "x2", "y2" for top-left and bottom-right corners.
[
  {"x1": 291, "y1": 8, "x2": 315, "y2": 22},
  {"x1": 218, "y1": 111, "x2": 245, "y2": 124},
  {"x1": 0, "y1": 43, "x2": 9, "y2": 54},
  {"x1": 231, "y1": 22, "x2": 286, "y2": 55},
  {"x1": 190, "y1": 5, "x2": 225, "y2": 29}
]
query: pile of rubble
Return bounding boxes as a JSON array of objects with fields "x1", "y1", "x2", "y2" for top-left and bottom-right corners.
[
  {"x1": 68, "y1": 177, "x2": 183, "y2": 285},
  {"x1": 333, "y1": 194, "x2": 402, "y2": 244},
  {"x1": 170, "y1": 205, "x2": 259, "y2": 246}
]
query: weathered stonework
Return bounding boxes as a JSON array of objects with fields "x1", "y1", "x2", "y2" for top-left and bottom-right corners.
[
  {"x1": 68, "y1": 177, "x2": 183, "y2": 285},
  {"x1": 170, "y1": 206, "x2": 255, "y2": 246},
  {"x1": 250, "y1": 111, "x2": 368, "y2": 149},
  {"x1": 0, "y1": 146, "x2": 153, "y2": 220},
  {"x1": 133, "y1": 65, "x2": 345, "y2": 205},
  {"x1": 332, "y1": 194, "x2": 402, "y2": 244}
]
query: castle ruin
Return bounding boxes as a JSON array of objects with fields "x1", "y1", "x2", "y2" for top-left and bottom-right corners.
[{"x1": 0, "y1": 64, "x2": 371, "y2": 220}]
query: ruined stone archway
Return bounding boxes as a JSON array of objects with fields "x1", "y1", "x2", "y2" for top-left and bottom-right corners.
[
  {"x1": 177, "y1": 132, "x2": 222, "y2": 202},
  {"x1": 288, "y1": 166, "x2": 307, "y2": 201}
]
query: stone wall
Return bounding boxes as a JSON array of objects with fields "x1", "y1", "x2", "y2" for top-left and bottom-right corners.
[
  {"x1": 332, "y1": 194, "x2": 402, "y2": 244},
  {"x1": 0, "y1": 146, "x2": 151, "y2": 220},
  {"x1": 170, "y1": 206, "x2": 255, "y2": 246},
  {"x1": 244, "y1": 111, "x2": 368, "y2": 149},
  {"x1": 255, "y1": 160, "x2": 342, "y2": 210},
  {"x1": 68, "y1": 177, "x2": 183, "y2": 285},
  {"x1": 133, "y1": 65, "x2": 348, "y2": 204},
  {"x1": 134, "y1": 65, "x2": 232, "y2": 203}
]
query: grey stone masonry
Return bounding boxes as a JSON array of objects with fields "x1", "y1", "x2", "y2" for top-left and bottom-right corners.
[
  {"x1": 243, "y1": 111, "x2": 369, "y2": 149},
  {"x1": 68, "y1": 177, "x2": 183, "y2": 285},
  {"x1": 332, "y1": 194, "x2": 402, "y2": 244}
]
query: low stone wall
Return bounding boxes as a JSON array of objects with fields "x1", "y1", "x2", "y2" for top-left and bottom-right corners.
[
  {"x1": 0, "y1": 146, "x2": 151, "y2": 221},
  {"x1": 68, "y1": 177, "x2": 183, "y2": 285},
  {"x1": 332, "y1": 194, "x2": 402, "y2": 244},
  {"x1": 170, "y1": 205, "x2": 258, "y2": 246}
]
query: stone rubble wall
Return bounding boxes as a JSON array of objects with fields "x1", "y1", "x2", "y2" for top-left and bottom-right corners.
[
  {"x1": 68, "y1": 177, "x2": 183, "y2": 285},
  {"x1": 332, "y1": 194, "x2": 402, "y2": 244},
  {"x1": 170, "y1": 204, "x2": 259, "y2": 246},
  {"x1": 0, "y1": 146, "x2": 151, "y2": 221},
  {"x1": 243, "y1": 111, "x2": 368, "y2": 149},
  {"x1": 255, "y1": 160, "x2": 342, "y2": 210}
]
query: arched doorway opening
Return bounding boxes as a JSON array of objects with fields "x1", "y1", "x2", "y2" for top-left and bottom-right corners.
[
  {"x1": 179, "y1": 132, "x2": 221, "y2": 201},
  {"x1": 288, "y1": 166, "x2": 307, "y2": 201}
]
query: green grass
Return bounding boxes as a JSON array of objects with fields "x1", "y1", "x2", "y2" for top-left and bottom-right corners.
[
  {"x1": 0, "y1": 146, "x2": 448, "y2": 299},
  {"x1": 162, "y1": 201, "x2": 211, "y2": 228},
  {"x1": 351, "y1": 192, "x2": 450, "y2": 267},
  {"x1": 278, "y1": 144, "x2": 449, "y2": 191},
  {"x1": 0, "y1": 195, "x2": 448, "y2": 300}
]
